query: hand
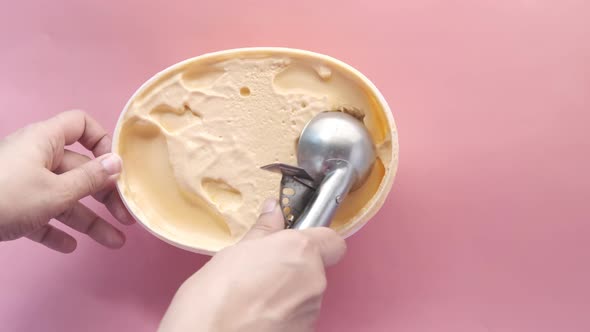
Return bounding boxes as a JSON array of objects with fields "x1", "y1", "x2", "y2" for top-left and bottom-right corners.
[
  {"x1": 159, "y1": 199, "x2": 347, "y2": 332},
  {"x1": 0, "y1": 110, "x2": 135, "y2": 253}
]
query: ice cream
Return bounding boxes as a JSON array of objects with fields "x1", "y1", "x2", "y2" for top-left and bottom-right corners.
[{"x1": 113, "y1": 48, "x2": 398, "y2": 254}]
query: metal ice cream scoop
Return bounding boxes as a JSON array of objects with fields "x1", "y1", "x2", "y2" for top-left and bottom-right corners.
[{"x1": 262, "y1": 111, "x2": 376, "y2": 229}]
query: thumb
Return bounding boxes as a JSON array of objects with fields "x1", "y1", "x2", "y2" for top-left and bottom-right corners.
[
  {"x1": 58, "y1": 153, "x2": 122, "y2": 203},
  {"x1": 299, "y1": 227, "x2": 347, "y2": 267},
  {"x1": 241, "y1": 198, "x2": 285, "y2": 241}
]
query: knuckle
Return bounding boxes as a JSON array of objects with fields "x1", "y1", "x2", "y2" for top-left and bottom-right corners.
[
  {"x1": 84, "y1": 215, "x2": 101, "y2": 234},
  {"x1": 89, "y1": 132, "x2": 110, "y2": 152},
  {"x1": 52, "y1": 167, "x2": 101, "y2": 207},
  {"x1": 312, "y1": 273, "x2": 328, "y2": 296},
  {"x1": 251, "y1": 220, "x2": 276, "y2": 234},
  {"x1": 36, "y1": 225, "x2": 52, "y2": 244},
  {"x1": 97, "y1": 188, "x2": 114, "y2": 204},
  {"x1": 58, "y1": 206, "x2": 75, "y2": 224},
  {"x1": 0, "y1": 216, "x2": 45, "y2": 241},
  {"x1": 322, "y1": 227, "x2": 346, "y2": 247},
  {"x1": 47, "y1": 135, "x2": 62, "y2": 160},
  {"x1": 79, "y1": 166, "x2": 100, "y2": 193},
  {"x1": 0, "y1": 224, "x2": 23, "y2": 241},
  {"x1": 283, "y1": 230, "x2": 317, "y2": 255},
  {"x1": 64, "y1": 109, "x2": 86, "y2": 118},
  {"x1": 54, "y1": 191, "x2": 75, "y2": 214},
  {"x1": 49, "y1": 176, "x2": 76, "y2": 207},
  {"x1": 315, "y1": 226, "x2": 339, "y2": 238}
]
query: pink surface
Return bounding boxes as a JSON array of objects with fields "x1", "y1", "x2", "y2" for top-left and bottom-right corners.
[{"x1": 1, "y1": 0, "x2": 589, "y2": 331}]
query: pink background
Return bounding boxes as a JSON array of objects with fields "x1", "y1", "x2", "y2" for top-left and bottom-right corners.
[{"x1": 1, "y1": 0, "x2": 589, "y2": 331}]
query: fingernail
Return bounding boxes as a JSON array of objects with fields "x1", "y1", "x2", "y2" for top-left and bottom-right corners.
[
  {"x1": 260, "y1": 198, "x2": 277, "y2": 215},
  {"x1": 100, "y1": 153, "x2": 122, "y2": 176}
]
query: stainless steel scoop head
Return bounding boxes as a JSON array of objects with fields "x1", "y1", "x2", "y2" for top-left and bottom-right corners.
[{"x1": 262, "y1": 111, "x2": 376, "y2": 229}]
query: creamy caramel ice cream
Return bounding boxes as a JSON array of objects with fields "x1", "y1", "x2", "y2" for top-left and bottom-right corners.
[{"x1": 113, "y1": 48, "x2": 398, "y2": 254}]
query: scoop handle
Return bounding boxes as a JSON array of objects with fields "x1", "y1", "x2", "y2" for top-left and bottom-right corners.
[{"x1": 291, "y1": 160, "x2": 355, "y2": 229}]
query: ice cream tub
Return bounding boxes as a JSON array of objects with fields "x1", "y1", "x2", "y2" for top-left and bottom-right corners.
[{"x1": 112, "y1": 47, "x2": 399, "y2": 255}]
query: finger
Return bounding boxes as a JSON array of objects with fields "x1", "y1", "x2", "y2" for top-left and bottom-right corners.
[
  {"x1": 56, "y1": 202, "x2": 125, "y2": 249},
  {"x1": 299, "y1": 227, "x2": 347, "y2": 267},
  {"x1": 44, "y1": 110, "x2": 112, "y2": 157},
  {"x1": 54, "y1": 150, "x2": 135, "y2": 225},
  {"x1": 58, "y1": 153, "x2": 122, "y2": 203},
  {"x1": 54, "y1": 149, "x2": 91, "y2": 174},
  {"x1": 26, "y1": 225, "x2": 77, "y2": 253},
  {"x1": 241, "y1": 198, "x2": 284, "y2": 241},
  {"x1": 97, "y1": 190, "x2": 136, "y2": 225}
]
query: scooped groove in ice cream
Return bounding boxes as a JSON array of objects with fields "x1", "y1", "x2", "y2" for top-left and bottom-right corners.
[{"x1": 113, "y1": 48, "x2": 398, "y2": 254}]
